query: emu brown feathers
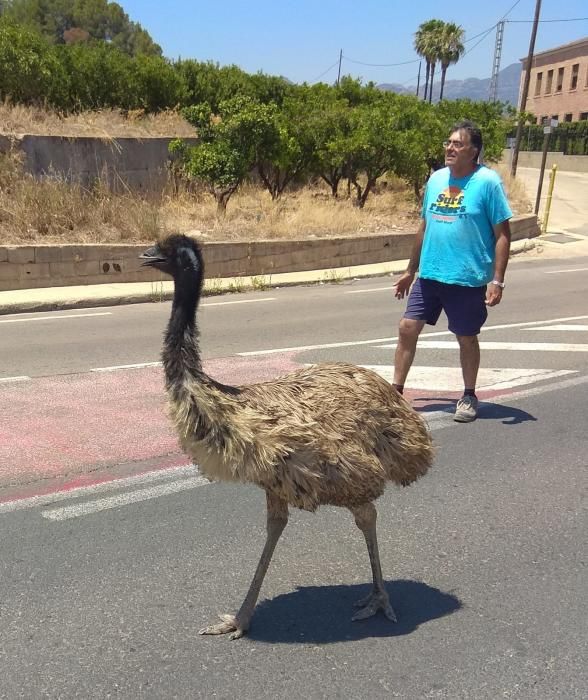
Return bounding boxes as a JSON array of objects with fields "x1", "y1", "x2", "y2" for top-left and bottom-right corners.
[{"x1": 142, "y1": 234, "x2": 434, "y2": 640}]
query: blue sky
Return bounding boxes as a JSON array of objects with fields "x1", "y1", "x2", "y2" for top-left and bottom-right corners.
[{"x1": 122, "y1": 0, "x2": 588, "y2": 86}]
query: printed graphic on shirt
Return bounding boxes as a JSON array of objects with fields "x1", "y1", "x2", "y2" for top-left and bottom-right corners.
[{"x1": 428, "y1": 185, "x2": 467, "y2": 223}]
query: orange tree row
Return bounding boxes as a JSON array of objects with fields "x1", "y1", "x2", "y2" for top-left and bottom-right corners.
[{"x1": 171, "y1": 92, "x2": 513, "y2": 212}]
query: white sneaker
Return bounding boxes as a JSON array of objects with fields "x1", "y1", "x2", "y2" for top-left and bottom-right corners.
[{"x1": 454, "y1": 395, "x2": 478, "y2": 423}]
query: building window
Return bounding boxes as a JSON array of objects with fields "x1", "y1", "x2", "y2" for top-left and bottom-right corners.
[
  {"x1": 545, "y1": 69, "x2": 553, "y2": 94},
  {"x1": 535, "y1": 71, "x2": 543, "y2": 96},
  {"x1": 564, "y1": 113, "x2": 573, "y2": 122},
  {"x1": 551, "y1": 115, "x2": 559, "y2": 123},
  {"x1": 580, "y1": 112, "x2": 588, "y2": 121},
  {"x1": 570, "y1": 64, "x2": 579, "y2": 90},
  {"x1": 541, "y1": 115, "x2": 549, "y2": 125},
  {"x1": 556, "y1": 67, "x2": 564, "y2": 92}
]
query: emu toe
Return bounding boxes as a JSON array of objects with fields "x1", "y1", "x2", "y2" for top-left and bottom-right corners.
[
  {"x1": 352, "y1": 590, "x2": 397, "y2": 622},
  {"x1": 199, "y1": 613, "x2": 248, "y2": 640}
]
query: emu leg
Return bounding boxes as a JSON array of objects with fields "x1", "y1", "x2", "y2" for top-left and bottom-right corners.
[
  {"x1": 199, "y1": 492, "x2": 288, "y2": 640},
  {"x1": 350, "y1": 502, "x2": 397, "y2": 622}
]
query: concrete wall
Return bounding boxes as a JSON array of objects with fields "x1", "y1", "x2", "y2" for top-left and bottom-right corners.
[
  {"x1": 0, "y1": 134, "x2": 198, "y2": 192},
  {"x1": 0, "y1": 214, "x2": 540, "y2": 292},
  {"x1": 503, "y1": 149, "x2": 588, "y2": 172}
]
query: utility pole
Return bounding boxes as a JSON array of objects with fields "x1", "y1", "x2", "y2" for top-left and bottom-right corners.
[
  {"x1": 336, "y1": 49, "x2": 343, "y2": 87},
  {"x1": 511, "y1": 0, "x2": 542, "y2": 177},
  {"x1": 489, "y1": 21, "x2": 505, "y2": 102},
  {"x1": 416, "y1": 61, "x2": 422, "y2": 97}
]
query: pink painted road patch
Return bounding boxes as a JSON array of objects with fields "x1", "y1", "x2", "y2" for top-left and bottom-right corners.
[{"x1": 0, "y1": 353, "x2": 302, "y2": 489}]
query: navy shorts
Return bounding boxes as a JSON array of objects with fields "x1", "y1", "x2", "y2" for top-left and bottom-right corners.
[{"x1": 404, "y1": 277, "x2": 488, "y2": 336}]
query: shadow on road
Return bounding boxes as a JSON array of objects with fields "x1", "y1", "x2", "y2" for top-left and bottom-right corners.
[
  {"x1": 415, "y1": 398, "x2": 537, "y2": 426},
  {"x1": 478, "y1": 402, "x2": 537, "y2": 425},
  {"x1": 246, "y1": 579, "x2": 461, "y2": 644}
]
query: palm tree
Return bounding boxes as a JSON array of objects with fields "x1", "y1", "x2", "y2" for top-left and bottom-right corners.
[
  {"x1": 414, "y1": 19, "x2": 444, "y2": 102},
  {"x1": 438, "y1": 23, "x2": 465, "y2": 101}
]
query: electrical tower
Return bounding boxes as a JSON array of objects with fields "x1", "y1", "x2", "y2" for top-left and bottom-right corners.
[{"x1": 489, "y1": 21, "x2": 505, "y2": 102}]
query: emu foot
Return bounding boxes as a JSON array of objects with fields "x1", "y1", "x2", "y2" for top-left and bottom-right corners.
[
  {"x1": 352, "y1": 590, "x2": 397, "y2": 622},
  {"x1": 199, "y1": 613, "x2": 249, "y2": 640}
]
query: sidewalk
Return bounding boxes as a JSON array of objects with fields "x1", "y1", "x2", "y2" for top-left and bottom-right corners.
[{"x1": 0, "y1": 237, "x2": 577, "y2": 315}]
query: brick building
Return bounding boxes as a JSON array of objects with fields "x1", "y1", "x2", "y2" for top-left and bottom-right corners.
[{"x1": 518, "y1": 36, "x2": 588, "y2": 123}]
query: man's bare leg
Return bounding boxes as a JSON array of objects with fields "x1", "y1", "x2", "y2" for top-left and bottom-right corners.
[
  {"x1": 456, "y1": 334, "x2": 480, "y2": 391},
  {"x1": 454, "y1": 334, "x2": 480, "y2": 422},
  {"x1": 393, "y1": 318, "x2": 426, "y2": 391}
]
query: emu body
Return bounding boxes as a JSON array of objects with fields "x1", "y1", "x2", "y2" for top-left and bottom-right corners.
[{"x1": 142, "y1": 234, "x2": 434, "y2": 639}]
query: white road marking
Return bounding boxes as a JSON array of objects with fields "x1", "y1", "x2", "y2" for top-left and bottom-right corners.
[
  {"x1": 0, "y1": 312, "x2": 111, "y2": 324},
  {"x1": 202, "y1": 297, "x2": 276, "y2": 307},
  {"x1": 357, "y1": 365, "x2": 575, "y2": 391},
  {"x1": 345, "y1": 287, "x2": 394, "y2": 294},
  {"x1": 42, "y1": 476, "x2": 208, "y2": 521},
  {"x1": 91, "y1": 361, "x2": 162, "y2": 372},
  {"x1": 238, "y1": 337, "x2": 399, "y2": 356},
  {"x1": 378, "y1": 341, "x2": 588, "y2": 353},
  {"x1": 544, "y1": 267, "x2": 588, "y2": 274},
  {"x1": 238, "y1": 315, "x2": 588, "y2": 356},
  {"x1": 0, "y1": 464, "x2": 199, "y2": 514},
  {"x1": 526, "y1": 325, "x2": 588, "y2": 332},
  {"x1": 0, "y1": 376, "x2": 31, "y2": 383}
]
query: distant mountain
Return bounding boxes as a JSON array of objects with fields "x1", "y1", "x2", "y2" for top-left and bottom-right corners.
[{"x1": 378, "y1": 62, "x2": 521, "y2": 106}]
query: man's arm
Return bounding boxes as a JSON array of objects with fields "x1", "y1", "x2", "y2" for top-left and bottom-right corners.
[
  {"x1": 486, "y1": 219, "x2": 511, "y2": 307},
  {"x1": 393, "y1": 219, "x2": 425, "y2": 299}
]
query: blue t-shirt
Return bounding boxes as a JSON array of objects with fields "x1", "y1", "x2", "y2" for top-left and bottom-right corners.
[{"x1": 419, "y1": 165, "x2": 513, "y2": 287}]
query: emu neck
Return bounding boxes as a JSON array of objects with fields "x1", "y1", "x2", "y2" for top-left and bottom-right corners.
[{"x1": 163, "y1": 264, "x2": 204, "y2": 389}]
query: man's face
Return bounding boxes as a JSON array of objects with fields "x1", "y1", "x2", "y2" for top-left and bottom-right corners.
[{"x1": 444, "y1": 129, "x2": 477, "y2": 169}]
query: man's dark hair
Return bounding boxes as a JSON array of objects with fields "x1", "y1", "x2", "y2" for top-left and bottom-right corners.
[{"x1": 450, "y1": 120, "x2": 483, "y2": 162}]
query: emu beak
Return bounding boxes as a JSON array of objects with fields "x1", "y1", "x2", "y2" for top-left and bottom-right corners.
[{"x1": 140, "y1": 245, "x2": 165, "y2": 267}]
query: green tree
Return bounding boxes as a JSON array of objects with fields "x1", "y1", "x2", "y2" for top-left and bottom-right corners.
[
  {"x1": 343, "y1": 99, "x2": 403, "y2": 208},
  {"x1": 2, "y1": 0, "x2": 161, "y2": 55},
  {"x1": 130, "y1": 54, "x2": 186, "y2": 112},
  {"x1": 254, "y1": 95, "x2": 318, "y2": 200},
  {"x1": 303, "y1": 90, "x2": 352, "y2": 197},
  {"x1": 438, "y1": 22, "x2": 465, "y2": 101},
  {"x1": 0, "y1": 17, "x2": 67, "y2": 104},
  {"x1": 390, "y1": 96, "x2": 440, "y2": 199},
  {"x1": 172, "y1": 97, "x2": 277, "y2": 214}
]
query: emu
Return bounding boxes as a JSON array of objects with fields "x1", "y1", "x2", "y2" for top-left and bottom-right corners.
[{"x1": 141, "y1": 234, "x2": 434, "y2": 639}]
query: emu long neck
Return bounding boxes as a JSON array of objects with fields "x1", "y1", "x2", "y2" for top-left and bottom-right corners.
[{"x1": 163, "y1": 266, "x2": 204, "y2": 391}]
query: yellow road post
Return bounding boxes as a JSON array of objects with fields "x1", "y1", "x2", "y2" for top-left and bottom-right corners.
[{"x1": 542, "y1": 164, "x2": 558, "y2": 235}]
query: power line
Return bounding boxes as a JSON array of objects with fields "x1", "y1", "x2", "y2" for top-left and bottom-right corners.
[
  {"x1": 499, "y1": 0, "x2": 524, "y2": 21},
  {"x1": 463, "y1": 25, "x2": 497, "y2": 57},
  {"x1": 464, "y1": 25, "x2": 498, "y2": 43},
  {"x1": 311, "y1": 60, "x2": 340, "y2": 83},
  {"x1": 343, "y1": 56, "x2": 420, "y2": 68},
  {"x1": 506, "y1": 17, "x2": 588, "y2": 22}
]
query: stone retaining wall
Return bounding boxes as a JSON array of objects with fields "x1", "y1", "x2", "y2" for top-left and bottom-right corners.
[{"x1": 0, "y1": 214, "x2": 540, "y2": 292}]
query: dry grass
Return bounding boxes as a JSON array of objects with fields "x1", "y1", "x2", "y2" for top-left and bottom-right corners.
[
  {"x1": 494, "y1": 163, "x2": 534, "y2": 215},
  {"x1": 0, "y1": 101, "x2": 197, "y2": 138},
  {"x1": 0, "y1": 144, "x2": 532, "y2": 245}
]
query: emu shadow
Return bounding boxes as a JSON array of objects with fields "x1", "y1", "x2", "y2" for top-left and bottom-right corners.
[
  {"x1": 246, "y1": 579, "x2": 461, "y2": 644},
  {"x1": 414, "y1": 398, "x2": 537, "y2": 426}
]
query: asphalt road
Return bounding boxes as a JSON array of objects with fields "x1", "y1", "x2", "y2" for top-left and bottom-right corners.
[{"x1": 0, "y1": 250, "x2": 587, "y2": 699}]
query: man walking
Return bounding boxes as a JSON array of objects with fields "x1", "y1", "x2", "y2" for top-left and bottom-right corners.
[{"x1": 393, "y1": 120, "x2": 512, "y2": 422}]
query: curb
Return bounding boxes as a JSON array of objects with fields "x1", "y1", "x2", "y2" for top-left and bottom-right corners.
[{"x1": 0, "y1": 239, "x2": 536, "y2": 315}]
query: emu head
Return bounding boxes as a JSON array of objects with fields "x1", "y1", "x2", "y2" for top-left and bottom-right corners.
[{"x1": 140, "y1": 234, "x2": 204, "y2": 279}]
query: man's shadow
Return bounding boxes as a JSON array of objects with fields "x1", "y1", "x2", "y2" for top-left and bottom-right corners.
[
  {"x1": 246, "y1": 579, "x2": 461, "y2": 644},
  {"x1": 415, "y1": 398, "x2": 537, "y2": 426}
]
